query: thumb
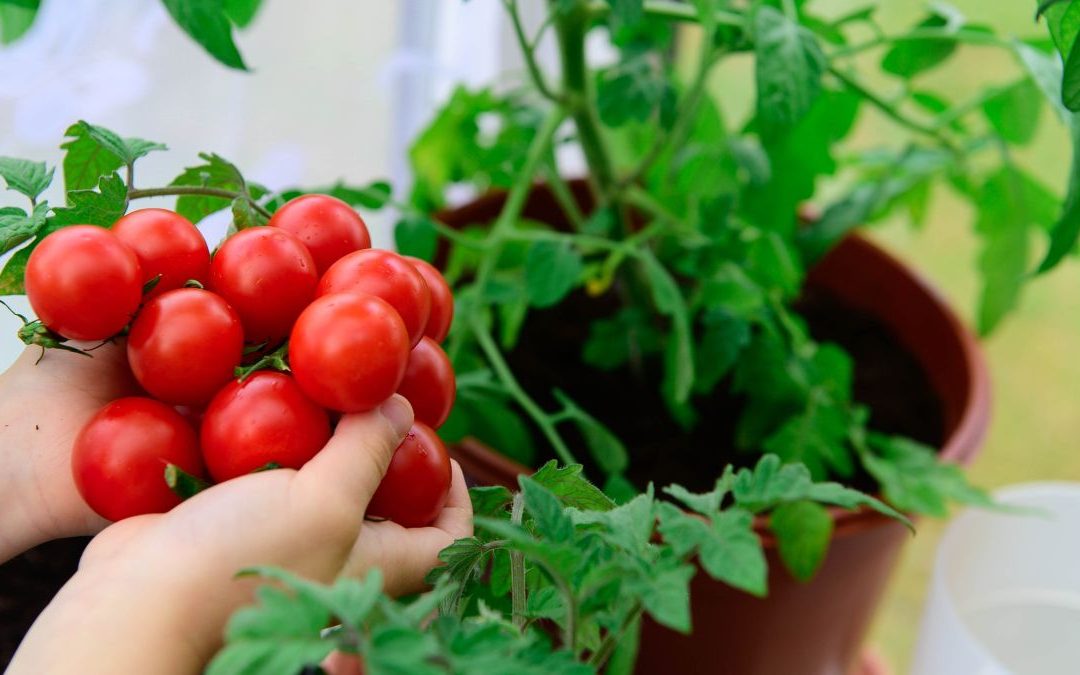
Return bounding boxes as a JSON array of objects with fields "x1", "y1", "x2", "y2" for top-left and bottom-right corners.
[{"x1": 295, "y1": 395, "x2": 413, "y2": 511}]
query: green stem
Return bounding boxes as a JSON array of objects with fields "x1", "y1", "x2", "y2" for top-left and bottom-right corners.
[
  {"x1": 552, "y1": 1, "x2": 617, "y2": 203},
  {"x1": 623, "y1": 186, "x2": 682, "y2": 228},
  {"x1": 471, "y1": 315, "x2": 577, "y2": 467},
  {"x1": 509, "y1": 493, "x2": 527, "y2": 630},
  {"x1": 830, "y1": 27, "x2": 1013, "y2": 59},
  {"x1": 128, "y1": 185, "x2": 273, "y2": 220},
  {"x1": 588, "y1": 603, "x2": 644, "y2": 668},
  {"x1": 543, "y1": 160, "x2": 588, "y2": 231},
  {"x1": 826, "y1": 65, "x2": 959, "y2": 153},
  {"x1": 504, "y1": 0, "x2": 562, "y2": 103},
  {"x1": 532, "y1": 558, "x2": 578, "y2": 653}
]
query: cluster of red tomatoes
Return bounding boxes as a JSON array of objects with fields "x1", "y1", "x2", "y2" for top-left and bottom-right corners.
[{"x1": 25, "y1": 195, "x2": 456, "y2": 528}]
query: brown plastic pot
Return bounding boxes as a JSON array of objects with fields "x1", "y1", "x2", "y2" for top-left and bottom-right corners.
[{"x1": 439, "y1": 183, "x2": 991, "y2": 675}]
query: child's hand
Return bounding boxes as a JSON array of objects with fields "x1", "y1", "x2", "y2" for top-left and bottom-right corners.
[
  {"x1": 0, "y1": 342, "x2": 139, "y2": 561},
  {"x1": 8, "y1": 396, "x2": 473, "y2": 675}
]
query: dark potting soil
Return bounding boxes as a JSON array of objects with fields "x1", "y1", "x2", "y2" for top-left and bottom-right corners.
[
  {"x1": 506, "y1": 285, "x2": 945, "y2": 493},
  {"x1": 0, "y1": 537, "x2": 89, "y2": 668}
]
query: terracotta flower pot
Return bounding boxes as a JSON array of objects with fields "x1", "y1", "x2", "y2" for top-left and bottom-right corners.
[{"x1": 439, "y1": 183, "x2": 991, "y2": 675}]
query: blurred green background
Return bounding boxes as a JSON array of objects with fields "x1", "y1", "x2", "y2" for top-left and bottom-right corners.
[{"x1": 703, "y1": 0, "x2": 1077, "y2": 670}]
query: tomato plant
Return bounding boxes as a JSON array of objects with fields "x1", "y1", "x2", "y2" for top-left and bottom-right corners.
[
  {"x1": 200, "y1": 371, "x2": 330, "y2": 482},
  {"x1": 397, "y1": 337, "x2": 455, "y2": 429},
  {"x1": 317, "y1": 249, "x2": 431, "y2": 347},
  {"x1": 24, "y1": 226, "x2": 143, "y2": 340},
  {"x1": 406, "y1": 256, "x2": 453, "y2": 343},
  {"x1": 209, "y1": 227, "x2": 318, "y2": 344},
  {"x1": 111, "y1": 208, "x2": 210, "y2": 297},
  {"x1": 289, "y1": 293, "x2": 410, "y2": 412},
  {"x1": 365, "y1": 421, "x2": 451, "y2": 528},
  {"x1": 127, "y1": 288, "x2": 244, "y2": 406},
  {"x1": 72, "y1": 397, "x2": 205, "y2": 521},
  {"x1": 268, "y1": 194, "x2": 371, "y2": 275}
]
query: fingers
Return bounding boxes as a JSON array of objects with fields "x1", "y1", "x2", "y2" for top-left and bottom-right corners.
[
  {"x1": 295, "y1": 396, "x2": 413, "y2": 510},
  {"x1": 431, "y1": 461, "x2": 473, "y2": 539},
  {"x1": 341, "y1": 461, "x2": 474, "y2": 597}
]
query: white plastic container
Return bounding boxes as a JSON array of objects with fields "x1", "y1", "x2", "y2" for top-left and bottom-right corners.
[{"x1": 912, "y1": 483, "x2": 1080, "y2": 675}]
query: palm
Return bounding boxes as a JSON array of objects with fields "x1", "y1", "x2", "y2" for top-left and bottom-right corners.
[{"x1": 3, "y1": 341, "x2": 139, "y2": 541}]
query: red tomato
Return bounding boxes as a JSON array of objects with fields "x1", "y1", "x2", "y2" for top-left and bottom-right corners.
[
  {"x1": 405, "y1": 257, "x2": 453, "y2": 342},
  {"x1": 72, "y1": 397, "x2": 205, "y2": 521},
  {"x1": 209, "y1": 227, "x2": 317, "y2": 344},
  {"x1": 317, "y1": 249, "x2": 431, "y2": 347},
  {"x1": 200, "y1": 371, "x2": 330, "y2": 482},
  {"x1": 268, "y1": 194, "x2": 371, "y2": 275},
  {"x1": 25, "y1": 225, "x2": 142, "y2": 340},
  {"x1": 397, "y1": 337, "x2": 455, "y2": 429},
  {"x1": 366, "y1": 422, "x2": 451, "y2": 528},
  {"x1": 127, "y1": 288, "x2": 244, "y2": 406},
  {"x1": 290, "y1": 293, "x2": 410, "y2": 412},
  {"x1": 111, "y1": 208, "x2": 210, "y2": 297}
]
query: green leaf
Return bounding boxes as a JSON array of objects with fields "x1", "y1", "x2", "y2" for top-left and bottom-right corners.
[
  {"x1": 61, "y1": 121, "x2": 162, "y2": 193},
  {"x1": 0, "y1": 0, "x2": 39, "y2": 44},
  {"x1": 641, "y1": 251, "x2": 694, "y2": 402},
  {"x1": 1039, "y1": 115, "x2": 1080, "y2": 273},
  {"x1": 0, "y1": 157, "x2": 53, "y2": 201},
  {"x1": 982, "y1": 79, "x2": 1042, "y2": 144},
  {"x1": 745, "y1": 230, "x2": 802, "y2": 296},
  {"x1": 627, "y1": 556, "x2": 695, "y2": 632},
  {"x1": 531, "y1": 461, "x2": 616, "y2": 512},
  {"x1": 861, "y1": 434, "x2": 994, "y2": 517},
  {"x1": 520, "y1": 476, "x2": 575, "y2": 542},
  {"x1": 469, "y1": 485, "x2": 513, "y2": 519},
  {"x1": 976, "y1": 166, "x2": 1059, "y2": 333},
  {"x1": 662, "y1": 472, "x2": 732, "y2": 515},
  {"x1": 170, "y1": 152, "x2": 261, "y2": 223},
  {"x1": 553, "y1": 390, "x2": 629, "y2": 475},
  {"x1": 1064, "y1": 35, "x2": 1080, "y2": 110},
  {"x1": 754, "y1": 6, "x2": 827, "y2": 129},
  {"x1": 395, "y1": 214, "x2": 439, "y2": 261},
  {"x1": 0, "y1": 202, "x2": 47, "y2": 254},
  {"x1": 597, "y1": 56, "x2": 666, "y2": 127},
  {"x1": 50, "y1": 173, "x2": 128, "y2": 228},
  {"x1": 658, "y1": 504, "x2": 767, "y2": 597},
  {"x1": 881, "y1": 14, "x2": 959, "y2": 78},
  {"x1": 162, "y1": 0, "x2": 249, "y2": 70},
  {"x1": 1013, "y1": 40, "x2": 1072, "y2": 123},
  {"x1": 1044, "y1": 0, "x2": 1080, "y2": 60},
  {"x1": 763, "y1": 402, "x2": 852, "y2": 481},
  {"x1": 581, "y1": 307, "x2": 661, "y2": 371},
  {"x1": 208, "y1": 580, "x2": 334, "y2": 675},
  {"x1": 694, "y1": 310, "x2": 750, "y2": 394},
  {"x1": 0, "y1": 240, "x2": 34, "y2": 295},
  {"x1": 224, "y1": 0, "x2": 263, "y2": 27},
  {"x1": 770, "y1": 500, "x2": 833, "y2": 581},
  {"x1": 524, "y1": 240, "x2": 584, "y2": 308}
]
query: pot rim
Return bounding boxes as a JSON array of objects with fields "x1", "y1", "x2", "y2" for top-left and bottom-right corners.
[{"x1": 441, "y1": 190, "x2": 991, "y2": 545}]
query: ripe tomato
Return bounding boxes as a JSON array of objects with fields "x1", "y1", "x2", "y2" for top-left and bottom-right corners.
[
  {"x1": 200, "y1": 371, "x2": 330, "y2": 482},
  {"x1": 317, "y1": 249, "x2": 431, "y2": 347},
  {"x1": 366, "y1": 422, "x2": 451, "y2": 528},
  {"x1": 111, "y1": 208, "x2": 210, "y2": 297},
  {"x1": 127, "y1": 288, "x2": 244, "y2": 405},
  {"x1": 209, "y1": 227, "x2": 317, "y2": 344},
  {"x1": 406, "y1": 257, "x2": 453, "y2": 343},
  {"x1": 25, "y1": 225, "x2": 142, "y2": 340},
  {"x1": 396, "y1": 337, "x2": 455, "y2": 429},
  {"x1": 72, "y1": 397, "x2": 205, "y2": 521},
  {"x1": 290, "y1": 293, "x2": 410, "y2": 412},
  {"x1": 268, "y1": 194, "x2": 371, "y2": 275}
]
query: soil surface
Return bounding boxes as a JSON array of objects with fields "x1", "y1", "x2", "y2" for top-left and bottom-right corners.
[{"x1": 506, "y1": 285, "x2": 945, "y2": 493}]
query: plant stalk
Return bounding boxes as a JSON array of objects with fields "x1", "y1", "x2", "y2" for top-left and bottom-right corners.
[
  {"x1": 509, "y1": 493, "x2": 527, "y2": 630},
  {"x1": 128, "y1": 185, "x2": 272, "y2": 220}
]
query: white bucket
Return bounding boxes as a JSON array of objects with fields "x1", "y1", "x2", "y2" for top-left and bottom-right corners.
[{"x1": 911, "y1": 483, "x2": 1080, "y2": 675}]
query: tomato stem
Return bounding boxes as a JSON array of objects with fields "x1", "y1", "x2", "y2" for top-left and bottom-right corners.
[
  {"x1": 128, "y1": 185, "x2": 273, "y2": 220},
  {"x1": 165, "y1": 464, "x2": 210, "y2": 500}
]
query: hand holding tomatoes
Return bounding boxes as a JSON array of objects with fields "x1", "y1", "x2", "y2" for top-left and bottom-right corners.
[{"x1": 17, "y1": 200, "x2": 457, "y2": 532}]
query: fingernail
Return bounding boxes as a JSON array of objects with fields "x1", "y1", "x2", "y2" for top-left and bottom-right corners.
[{"x1": 380, "y1": 395, "x2": 413, "y2": 438}]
